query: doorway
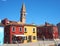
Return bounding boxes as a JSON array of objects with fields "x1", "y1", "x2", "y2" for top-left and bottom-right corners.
[
  {"x1": 12, "y1": 36, "x2": 24, "y2": 44},
  {"x1": 28, "y1": 36, "x2": 32, "y2": 42}
]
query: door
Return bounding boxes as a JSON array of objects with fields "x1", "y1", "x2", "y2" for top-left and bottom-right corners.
[{"x1": 28, "y1": 36, "x2": 32, "y2": 42}]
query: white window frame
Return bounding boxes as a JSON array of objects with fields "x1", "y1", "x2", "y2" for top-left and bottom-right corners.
[
  {"x1": 19, "y1": 27, "x2": 22, "y2": 32},
  {"x1": 33, "y1": 36, "x2": 36, "y2": 40},
  {"x1": 12, "y1": 26, "x2": 16, "y2": 32},
  {"x1": 24, "y1": 36, "x2": 27, "y2": 40},
  {"x1": 24, "y1": 28, "x2": 27, "y2": 33},
  {"x1": 33, "y1": 28, "x2": 35, "y2": 33}
]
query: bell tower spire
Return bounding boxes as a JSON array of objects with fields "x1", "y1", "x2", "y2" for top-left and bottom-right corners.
[{"x1": 20, "y1": 3, "x2": 26, "y2": 24}]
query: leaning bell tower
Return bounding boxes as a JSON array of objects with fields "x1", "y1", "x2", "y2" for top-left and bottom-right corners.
[{"x1": 20, "y1": 3, "x2": 26, "y2": 24}]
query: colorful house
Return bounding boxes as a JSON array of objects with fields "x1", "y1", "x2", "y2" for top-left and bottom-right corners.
[
  {"x1": 37, "y1": 22, "x2": 58, "y2": 40},
  {"x1": 0, "y1": 23, "x2": 4, "y2": 44},
  {"x1": 24, "y1": 24, "x2": 37, "y2": 43},
  {"x1": 4, "y1": 23, "x2": 25, "y2": 44}
]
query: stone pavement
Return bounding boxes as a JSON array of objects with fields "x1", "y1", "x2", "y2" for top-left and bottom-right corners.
[{"x1": 0, "y1": 40, "x2": 60, "y2": 46}]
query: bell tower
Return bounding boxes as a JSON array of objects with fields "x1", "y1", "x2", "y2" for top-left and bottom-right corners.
[{"x1": 20, "y1": 3, "x2": 26, "y2": 24}]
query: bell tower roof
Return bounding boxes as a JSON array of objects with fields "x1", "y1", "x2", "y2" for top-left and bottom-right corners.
[{"x1": 21, "y1": 3, "x2": 26, "y2": 12}]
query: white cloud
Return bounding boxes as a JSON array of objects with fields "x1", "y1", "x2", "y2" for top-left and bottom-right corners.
[{"x1": 1, "y1": 0, "x2": 7, "y2": 1}]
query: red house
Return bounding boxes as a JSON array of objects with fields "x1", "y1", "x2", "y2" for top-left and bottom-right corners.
[
  {"x1": 4, "y1": 23, "x2": 25, "y2": 44},
  {"x1": 37, "y1": 22, "x2": 58, "y2": 40}
]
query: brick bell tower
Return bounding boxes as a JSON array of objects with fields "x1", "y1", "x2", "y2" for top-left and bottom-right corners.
[{"x1": 20, "y1": 3, "x2": 26, "y2": 24}]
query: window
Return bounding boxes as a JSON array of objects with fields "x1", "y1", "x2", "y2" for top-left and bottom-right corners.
[
  {"x1": 24, "y1": 28, "x2": 27, "y2": 33},
  {"x1": 12, "y1": 26, "x2": 15, "y2": 32},
  {"x1": 33, "y1": 36, "x2": 36, "y2": 40},
  {"x1": 33, "y1": 28, "x2": 35, "y2": 33},
  {"x1": 24, "y1": 36, "x2": 27, "y2": 40},
  {"x1": 38, "y1": 29, "x2": 40, "y2": 32},
  {"x1": 49, "y1": 29, "x2": 52, "y2": 34},
  {"x1": 19, "y1": 27, "x2": 22, "y2": 32},
  {"x1": 38, "y1": 29, "x2": 42, "y2": 33}
]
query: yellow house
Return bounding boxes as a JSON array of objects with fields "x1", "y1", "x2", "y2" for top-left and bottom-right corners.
[{"x1": 24, "y1": 24, "x2": 37, "y2": 43}]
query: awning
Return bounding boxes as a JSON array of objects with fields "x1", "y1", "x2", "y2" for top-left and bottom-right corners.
[{"x1": 14, "y1": 34, "x2": 26, "y2": 37}]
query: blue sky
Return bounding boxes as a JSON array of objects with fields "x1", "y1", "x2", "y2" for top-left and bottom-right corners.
[{"x1": 0, "y1": 0, "x2": 60, "y2": 25}]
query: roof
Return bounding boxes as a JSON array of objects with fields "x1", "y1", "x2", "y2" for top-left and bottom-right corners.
[
  {"x1": 4, "y1": 22, "x2": 24, "y2": 26},
  {"x1": 24, "y1": 24, "x2": 37, "y2": 27},
  {"x1": 6, "y1": 24, "x2": 23, "y2": 26},
  {"x1": 21, "y1": 3, "x2": 26, "y2": 12},
  {"x1": 37, "y1": 22, "x2": 56, "y2": 27}
]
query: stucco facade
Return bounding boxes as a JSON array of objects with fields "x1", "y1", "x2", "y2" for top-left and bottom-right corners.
[
  {"x1": 24, "y1": 24, "x2": 37, "y2": 43},
  {"x1": 37, "y1": 22, "x2": 58, "y2": 40},
  {"x1": 0, "y1": 24, "x2": 4, "y2": 44},
  {"x1": 4, "y1": 24, "x2": 25, "y2": 44}
]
